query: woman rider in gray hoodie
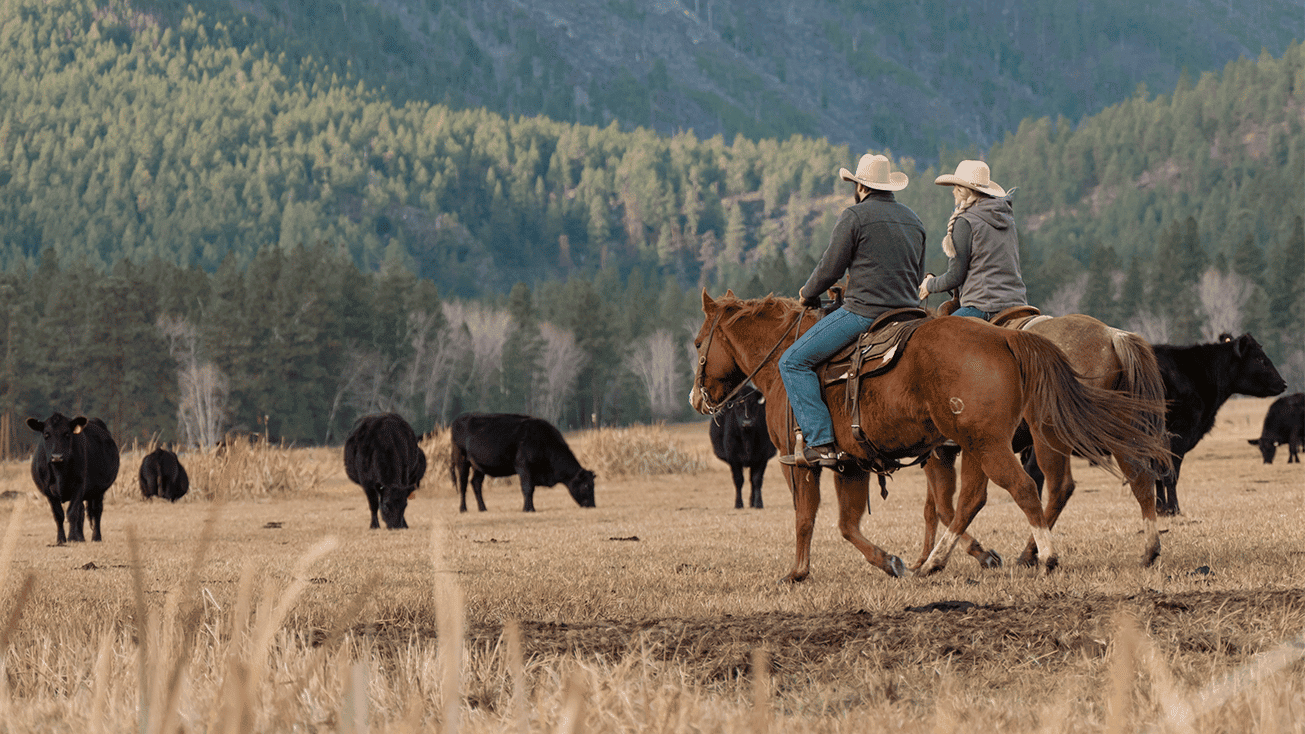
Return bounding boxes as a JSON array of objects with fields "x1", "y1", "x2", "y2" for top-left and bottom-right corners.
[{"x1": 918, "y1": 160, "x2": 1027, "y2": 319}]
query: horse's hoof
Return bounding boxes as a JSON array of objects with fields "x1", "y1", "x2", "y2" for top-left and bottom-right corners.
[
  {"x1": 981, "y1": 550, "x2": 1003, "y2": 569},
  {"x1": 1141, "y1": 548, "x2": 1160, "y2": 567},
  {"x1": 777, "y1": 573, "x2": 807, "y2": 585},
  {"x1": 1043, "y1": 556, "x2": 1060, "y2": 574},
  {"x1": 1016, "y1": 552, "x2": 1037, "y2": 567},
  {"x1": 884, "y1": 555, "x2": 906, "y2": 578}
]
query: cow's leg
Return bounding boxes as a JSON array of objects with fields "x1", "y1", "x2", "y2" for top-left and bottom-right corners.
[
  {"x1": 748, "y1": 462, "x2": 765, "y2": 509},
  {"x1": 470, "y1": 471, "x2": 488, "y2": 512},
  {"x1": 780, "y1": 463, "x2": 820, "y2": 583},
  {"x1": 832, "y1": 472, "x2": 905, "y2": 578},
  {"x1": 518, "y1": 469, "x2": 536, "y2": 512},
  {"x1": 729, "y1": 463, "x2": 746, "y2": 509},
  {"x1": 365, "y1": 485, "x2": 381, "y2": 529},
  {"x1": 67, "y1": 498, "x2": 87, "y2": 542},
  {"x1": 1156, "y1": 455, "x2": 1184, "y2": 516},
  {"x1": 46, "y1": 495, "x2": 67, "y2": 546},
  {"x1": 86, "y1": 493, "x2": 104, "y2": 542},
  {"x1": 455, "y1": 462, "x2": 468, "y2": 512}
]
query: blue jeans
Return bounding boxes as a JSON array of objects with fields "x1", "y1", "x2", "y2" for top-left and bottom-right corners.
[
  {"x1": 778, "y1": 307, "x2": 877, "y2": 448},
  {"x1": 952, "y1": 306, "x2": 996, "y2": 320}
]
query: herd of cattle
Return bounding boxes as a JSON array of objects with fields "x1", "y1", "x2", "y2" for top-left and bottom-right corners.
[{"x1": 19, "y1": 331, "x2": 1304, "y2": 546}]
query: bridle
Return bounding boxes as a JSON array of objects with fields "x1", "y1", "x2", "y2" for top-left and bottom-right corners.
[{"x1": 694, "y1": 304, "x2": 807, "y2": 415}]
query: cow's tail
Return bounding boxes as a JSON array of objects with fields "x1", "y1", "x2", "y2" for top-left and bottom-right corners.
[{"x1": 1008, "y1": 330, "x2": 1173, "y2": 478}]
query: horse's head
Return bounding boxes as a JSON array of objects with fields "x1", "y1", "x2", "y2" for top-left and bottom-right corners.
[{"x1": 689, "y1": 290, "x2": 748, "y2": 415}]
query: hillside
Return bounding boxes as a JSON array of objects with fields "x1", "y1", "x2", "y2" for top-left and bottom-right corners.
[{"x1": 135, "y1": 0, "x2": 1304, "y2": 165}]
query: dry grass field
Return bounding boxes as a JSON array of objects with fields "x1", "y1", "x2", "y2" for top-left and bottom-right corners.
[{"x1": 0, "y1": 399, "x2": 1300, "y2": 732}]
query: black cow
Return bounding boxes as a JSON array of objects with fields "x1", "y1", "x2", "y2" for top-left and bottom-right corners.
[
  {"x1": 344, "y1": 413, "x2": 427, "y2": 529},
  {"x1": 708, "y1": 386, "x2": 775, "y2": 509},
  {"x1": 450, "y1": 413, "x2": 596, "y2": 512},
  {"x1": 1151, "y1": 333, "x2": 1287, "y2": 515},
  {"x1": 1248, "y1": 392, "x2": 1304, "y2": 464},
  {"x1": 27, "y1": 413, "x2": 121, "y2": 545},
  {"x1": 139, "y1": 447, "x2": 190, "y2": 502}
]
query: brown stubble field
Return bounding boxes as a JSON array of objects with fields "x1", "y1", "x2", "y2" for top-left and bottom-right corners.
[{"x1": 0, "y1": 399, "x2": 1300, "y2": 732}]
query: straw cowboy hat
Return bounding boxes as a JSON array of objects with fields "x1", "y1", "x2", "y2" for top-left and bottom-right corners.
[
  {"x1": 839, "y1": 153, "x2": 908, "y2": 192},
  {"x1": 934, "y1": 159, "x2": 1006, "y2": 197}
]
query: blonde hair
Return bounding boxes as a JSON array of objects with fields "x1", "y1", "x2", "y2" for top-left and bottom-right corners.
[{"x1": 941, "y1": 185, "x2": 983, "y2": 258}]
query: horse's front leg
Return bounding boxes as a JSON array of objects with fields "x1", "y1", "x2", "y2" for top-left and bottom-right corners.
[
  {"x1": 832, "y1": 473, "x2": 905, "y2": 578},
  {"x1": 780, "y1": 463, "x2": 819, "y2": 583}
]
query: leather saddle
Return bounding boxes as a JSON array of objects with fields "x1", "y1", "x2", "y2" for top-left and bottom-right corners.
[
  {"x1": 819, "y1": 307, "x2": 930, "y2": 388},
  {"x1": 988, "y1": 304, "x2": 1050, "y2": 331}
]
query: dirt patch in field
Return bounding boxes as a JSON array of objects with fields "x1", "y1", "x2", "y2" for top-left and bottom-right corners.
[{"x1": 362, "y1": 588, "x2": 1304, "y2": 683}]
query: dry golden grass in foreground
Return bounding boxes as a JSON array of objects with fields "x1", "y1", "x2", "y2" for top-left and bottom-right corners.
[{"x1": 0, "y1": 398, "x2": 1300, "y2": 732}]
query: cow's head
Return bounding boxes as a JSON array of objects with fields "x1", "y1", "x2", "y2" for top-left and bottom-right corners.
[
  {"x1": 1248, "y1": 437, "x2": 1278, "y2": 464},
  {"x1": 379, "y1": 484, "x2": 416, "y2": 529},
  {"x1": 1226, "y1": 333, "x2": 1287, "y2": 397},
  {"x1": 733, "y1": 386, "x2": 765, "y2": 428},
  {"x1": 567, "y1": 469, "x2": 597, "y2": 508},
  {"x1": 27, "y1": 413, "x2": 87, "y2": 463}
]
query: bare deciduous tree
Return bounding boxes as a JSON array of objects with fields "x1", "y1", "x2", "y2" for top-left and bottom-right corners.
[
  {"x1": 625, "y1": 329, "x2": 682, "y2": 421},
  {"x1": 157, "y1": 315, "x2": 228, "y2": 448},
  {"x1": 442, "y1": 301, "x2": 511, "y2": 410},
  {"x1": 1042, "y1": 273, "x2": 1088, "y2": 317},
  {"x1": 1198, "y1": 269, "x2": 1252, "y2": 341},
  {"x1": 1128, "y1": 310, "x2": 1173, "y2": 344},
  {"x1": 534, "y1": 323, "x2": 586, "y2": 424}
]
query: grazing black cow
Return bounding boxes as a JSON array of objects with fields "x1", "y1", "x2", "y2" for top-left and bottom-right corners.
[
  {"x1": 708, "y1": 386, "x2": 775, "y2": 509},
  {"x1": 450, "y1": 413, "x2": 596, "y2": 512},
  {"x1": 1248, "y1": 392, "x2": 1304, "y2": 464},
  {"x1": 139, "y1": 447, "x2": 190, "y2": 502},
  {"x1": 27, "y1": 413, "x2": 121, "y2": 544},
  {"x1": 344, "y1": 413, "x2": 427, "y2": 529},
  {"x1": 1150, "y1": 333, "x2": 1286, "y2": 515}
]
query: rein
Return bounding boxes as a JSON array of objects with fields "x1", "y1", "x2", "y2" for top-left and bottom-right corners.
[{"x1": 696, "y1": 305, "x2": 807, "y2": 416}]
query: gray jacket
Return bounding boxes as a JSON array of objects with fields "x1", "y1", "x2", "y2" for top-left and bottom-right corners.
[
  {"x1": 800, "y1": 191, "x2": 927, "y2": 320},
  {"x1": 926, "y1": 195, "x2": 1026, "y2": 312}
]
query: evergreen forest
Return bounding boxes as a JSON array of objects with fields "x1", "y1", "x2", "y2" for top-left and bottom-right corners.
[{"x1": 0, "y1": 0, "x2": 1300, "y2": 448}]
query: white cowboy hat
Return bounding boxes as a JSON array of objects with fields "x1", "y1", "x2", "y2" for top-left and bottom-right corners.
[
  {"x1": 934, "y1": 159, "x2": 1006, "y2": 197},
  {"x1": 839, "y1": 153, "x2": 908, "y2": 192}
]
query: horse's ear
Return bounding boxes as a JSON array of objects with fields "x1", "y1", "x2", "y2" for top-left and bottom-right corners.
[
  {"x1": 724, "y1": 288, "x2": 735, "y2": 298},
  {"x1": 701, "y1": 289, "x2": 715, "y2": 309}
]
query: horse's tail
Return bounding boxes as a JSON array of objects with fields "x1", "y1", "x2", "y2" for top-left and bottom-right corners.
[
  {"x1": 1007, "y1": 331, "x2": 1173, "y2": 479},
  {"x1": 1108, "y1": 329, "x2": 1172, "y2": 475}
]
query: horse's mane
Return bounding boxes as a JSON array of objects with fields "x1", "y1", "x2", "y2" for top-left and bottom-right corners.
[{"x1": 717, "y1": 293, "x2": 799, "y2": 328}]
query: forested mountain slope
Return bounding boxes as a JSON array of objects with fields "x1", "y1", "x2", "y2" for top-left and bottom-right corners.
[{"x1": 130, "y1": 0, "x2": 1302, "y2": 166}]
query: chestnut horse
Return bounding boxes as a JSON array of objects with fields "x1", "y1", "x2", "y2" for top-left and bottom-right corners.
[
  {"x1": 689, "y1": 291, "x2": 1171, "y2": 581},
  {"x1": 917, "y1": 314, "x2": 1170, "y2": 571}
]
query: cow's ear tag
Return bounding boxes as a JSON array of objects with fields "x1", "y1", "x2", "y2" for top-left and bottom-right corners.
[{"x1": 73, "y1": 424, "x2": 83, "y2": 435}]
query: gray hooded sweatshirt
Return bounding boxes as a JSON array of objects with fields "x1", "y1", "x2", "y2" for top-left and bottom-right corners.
[{"x1": 925, "y1": 194, "x2": 1026, "y2": 312}]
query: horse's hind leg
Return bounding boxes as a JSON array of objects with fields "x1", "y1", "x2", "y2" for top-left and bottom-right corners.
[
  {"x1": 1017, "y1": 441, "x2": 1072, "y2": 566},
  {"x1": 917, "y1": 450, "x2": 1001, "y2": 572},
  {"x1": 1122, "y1": 462, "x2": 1161, "y2": 566},
  {"x1": 780, "y1": 464, "x2": 820, "y2": 583},
  {"x1": 832, "y1": 473, "x2": 905, "y2": 578}
]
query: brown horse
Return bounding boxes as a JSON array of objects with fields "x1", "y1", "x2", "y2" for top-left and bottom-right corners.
[
  {"x1": 916, "y1": 314, "x2": 1171, "y2": 572},
  {"x1": 689, "y1": 291, "x2": 1171, "y2": 581}
]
